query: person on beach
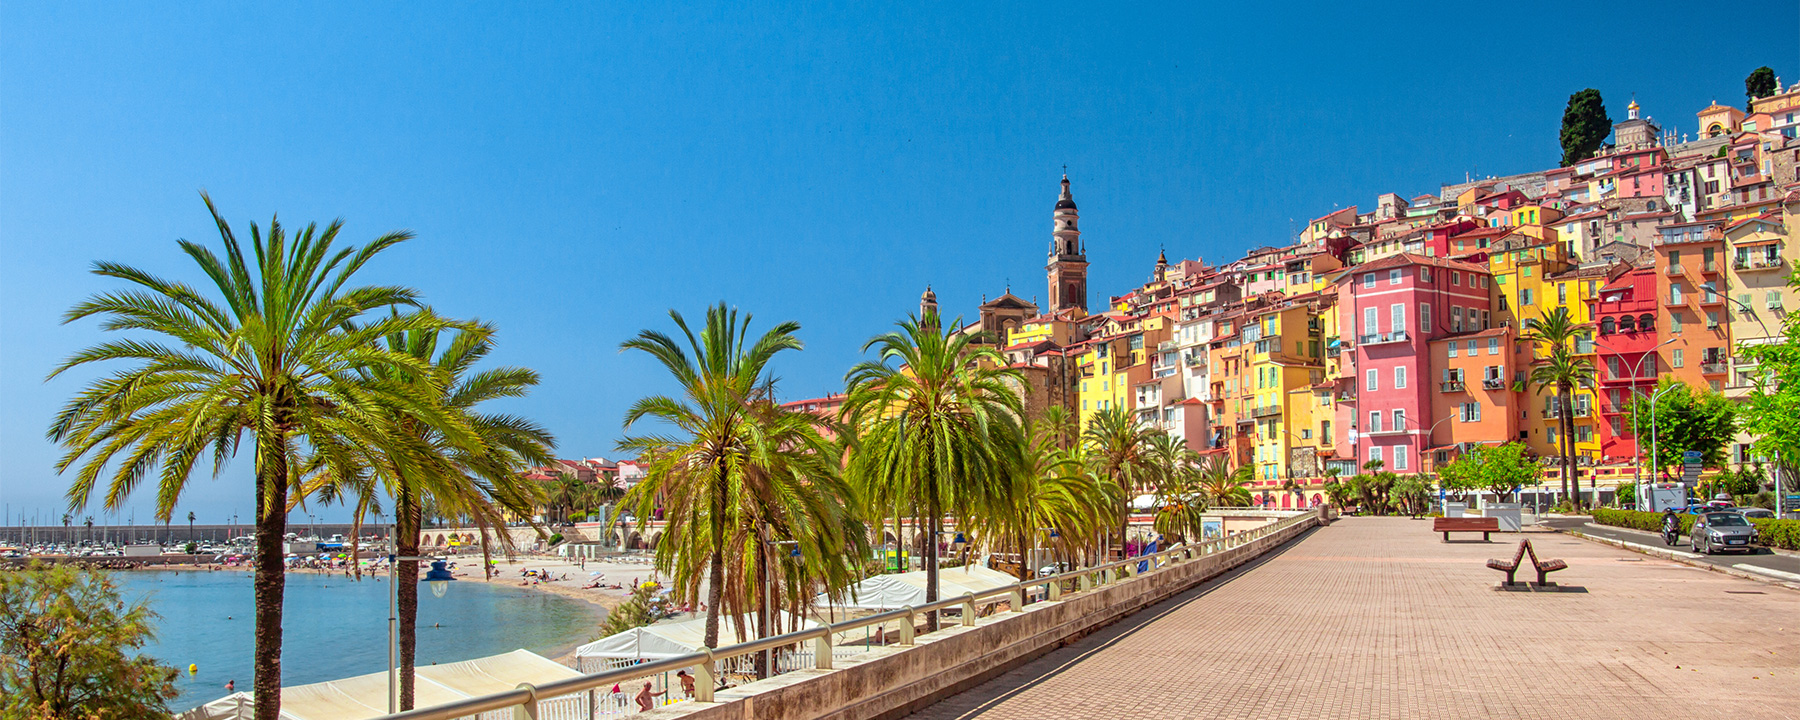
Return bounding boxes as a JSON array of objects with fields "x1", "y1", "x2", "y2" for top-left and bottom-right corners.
[
  {"x1": 635, "y1": 682, "x2": 665, "y2": 711},
  {"x1": 225, "y1": 680, "x2": 235, "y2": 692},
  {"x1": 677, "y1": 670, "x2": 695, "y2": 697}
]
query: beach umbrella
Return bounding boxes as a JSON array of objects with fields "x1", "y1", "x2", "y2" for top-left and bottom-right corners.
[{"x1": 589, "y1": 571, "x2": 603, "y2": 576}]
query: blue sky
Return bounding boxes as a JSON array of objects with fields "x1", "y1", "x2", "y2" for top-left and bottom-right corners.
[{"x1": 2, "y1": 2, "x2": 1794, "y2": 526}]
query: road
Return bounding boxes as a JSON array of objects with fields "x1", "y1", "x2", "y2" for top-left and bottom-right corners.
[
  {"x1": 1540, "y1": 516, "x2": 1800, "y2": 585},
  {"x1": 904, "y1": 516, "x2": 1798, "y2": 720}
]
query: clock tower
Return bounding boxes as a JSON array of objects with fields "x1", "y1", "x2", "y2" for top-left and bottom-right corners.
[{"x1": 1046, "y1": 174, "x2": 1088, "y2": 316}]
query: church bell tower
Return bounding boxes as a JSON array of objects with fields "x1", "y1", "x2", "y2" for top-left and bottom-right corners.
[{"x1": 1046, "y1": 174, "x2": 1088, "y2": 316}]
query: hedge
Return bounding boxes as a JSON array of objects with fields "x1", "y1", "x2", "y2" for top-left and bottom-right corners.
[{"x1": 1590, "y1": 507, "x2": 1800, "y2": 551}]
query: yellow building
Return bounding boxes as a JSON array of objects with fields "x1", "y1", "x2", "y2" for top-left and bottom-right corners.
[
  {"x1": 1487, "y1": 236, "x2": 1605, "y2": 466},
  {"x1": 1243, "y1": 304, "x2": 1327, "y2": 483}
]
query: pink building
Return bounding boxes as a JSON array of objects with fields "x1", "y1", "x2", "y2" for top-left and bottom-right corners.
[{"x1": 1334, "y1": 254, "x2": 1493, "y2": 474}]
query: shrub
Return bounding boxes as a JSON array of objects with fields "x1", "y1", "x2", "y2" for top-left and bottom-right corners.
[
  {"x1": 1751, "y1": 518, "x2": 1800, "y2": 551},
  {"x1": 547, "y1": 533, "x2": 565, "y2": 547}
]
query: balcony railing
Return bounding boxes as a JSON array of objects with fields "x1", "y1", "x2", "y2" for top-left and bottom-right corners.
[
  {"x1": 1664, "y1": 265, "x2": 1684, "y2": 276},
  {"x1": 1440, "y1": 380, "x2": 1466, "y2": 392},
  {"x1": 1482, "y1": 378, "x2": 1506, "y2": 390},
  {"x1": 1364, "y1": 424, "x2": 1409, "y2": 436},
  {"x1": 1357, "y1": 330, "x2": 1410, "y2": 346},
  {"x1": 1735, "y1": 255, "x2": 1787, "y2": 271},
  {"x1": 1573, "y1": 405, "x2": 1592, "y2": 417},
  {"x1": 1250, "y1": 404, "x2": 1282, "y2": 418},
  {"x1": 1701, "y1": 361, "x2": 1728, "y2": 374}
]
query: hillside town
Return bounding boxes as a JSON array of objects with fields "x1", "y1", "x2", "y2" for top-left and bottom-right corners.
[{"x1": 754, "y1": 85, "x2": 1800, "y2": 511}]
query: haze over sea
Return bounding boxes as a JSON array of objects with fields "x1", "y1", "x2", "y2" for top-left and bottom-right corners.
[{"x1": 119, "y1": 569, "x2": 602, "y2": 711}]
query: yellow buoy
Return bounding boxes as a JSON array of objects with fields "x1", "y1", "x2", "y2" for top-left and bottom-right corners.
[{"x1": 188, "y1": 664, "x2": 198, "y2": 675}]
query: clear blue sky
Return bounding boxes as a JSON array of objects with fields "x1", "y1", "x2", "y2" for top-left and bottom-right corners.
[{"x1": 2, "y1": 2, "x2": 1794, "y2": 526}]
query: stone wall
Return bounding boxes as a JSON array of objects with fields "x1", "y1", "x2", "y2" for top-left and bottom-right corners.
[{"x1": 643, "y1": 509, "x2": 1326, "y2": 720}]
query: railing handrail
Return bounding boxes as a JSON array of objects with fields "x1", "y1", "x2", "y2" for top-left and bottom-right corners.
[{"x1": 371, "y1": 510, "x2": 1322, "y2": 720}]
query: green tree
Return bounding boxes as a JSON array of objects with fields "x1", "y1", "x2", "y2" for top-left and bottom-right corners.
[
  {"x1": 1145, "y1": 434, "x2": 1207, "y2": 543},
  {"x1": 1081, "y1": 406, "x2": 1156, "y2": 559},
  {"x1": 984, "y1": 418, "x2": 1114, "y2": 581},
  {"x1": 302, "y1": 324, "x2": 554, "y2": 710},
  {"x1": 47, "y1": 196, "x2": 456, "y2": 720},
  {"x1": 1737, "y1": 268, "x2": 1800, "y2": 500},
  {"x1": 1436, "y1": 443, "x2": 1543, "y2": 502},
  {"x1": 617, "y1": 303, "x2": 807, "y2": 651},
  {"x1": 843, "y1": 311, "x2": 1023, "y2": 631},
  {"x1": 597, "y1": 581, "x2": 671, "y2": 638},
  {"x1": 1746, "y1": 66, "x2": 1778, "y2": 109},
  {"x1": 1390, "y1": 474, "x2": 1433, "y2": 517},
  {"x1": 1525, "y1": 307, "x2": 1596, "y2": 506},
  {"x1": 1559, "y1": 88, "x2": 1612, "y2": 167},
  {"x1": 1195, "y1": 455, "x2": 1253, "y2": 508},
  {"x1": 1, "y1": 563, "x2": 177, "y2": 719},
  {"x1": 1627, "y1": 379, "x2": 1738, "y2": 481}
]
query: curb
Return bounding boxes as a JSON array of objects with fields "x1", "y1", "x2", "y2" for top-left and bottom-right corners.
[{"x1": 1555, "y1": 527, "x2": 1800, "y2": 592}]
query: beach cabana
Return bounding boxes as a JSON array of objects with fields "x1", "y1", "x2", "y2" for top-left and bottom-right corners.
[
  {"x1": 821, "y1": 563, "x2": 1026, "y2": 611},
  {"x1": 175, "y1": 650, "x2": 582, "y2": 720}
]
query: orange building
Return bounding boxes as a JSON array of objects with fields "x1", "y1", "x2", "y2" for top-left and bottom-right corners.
[
  {"x1": 1653, "y1": 221, "x2": 1732, "y2": 392},
  {"x1": 1425, "y1": 327, "x2": 1522, "y2": 471}
]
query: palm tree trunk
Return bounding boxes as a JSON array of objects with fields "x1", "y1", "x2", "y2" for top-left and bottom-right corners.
[
  {"x1": 252, "y1": 432, "x2": 290, "y2": 720},
  {"x1": 702, "y1": 467, "x2": 726, "y2": 650},
  {"x1": 397, "y1": 489, "x2": 421, "y2": 711},
  {"x1": 924, "y1": 484, "x2": 940, "y2": 633},
  {"x1": 755, "y1": 522, "x2": 770, "y2": 679},
  {"x1": 1561, "y1": 388, "x2": 1576, "y2": 508}
]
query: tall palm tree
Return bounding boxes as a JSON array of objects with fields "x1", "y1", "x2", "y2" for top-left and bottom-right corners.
[
  {"x1": 842, "y1": 311, "x2": 1023, "y2": 631},
  {"x1": 1081, "y1": 407, "x2": 1155, "y2": 559},
  {"x1": 617, "y1": 303, "x2": 805, "y2": 651},
  {"x1": 1195, "y1": 455, "x2": 1254, "y2": 508},
  {"x1": 1525, "y1": 307, "x2": 1596, "y2": 507},
  {"x1": 300, "y1": 323, "x2": 553, "y2": 710},
  {"x1": 47, "y1": 195, "x2": 454, "y2": 720},
  {"x1": 1145, "y1": 433, "x2": 1206, "y2": 543},
  {"x1": 986, "y1": 418, "x2": 1115, "y2": 582}
]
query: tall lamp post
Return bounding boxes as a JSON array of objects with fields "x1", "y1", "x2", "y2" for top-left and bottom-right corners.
[
  {"x1": 388, "y1": 555, "x2": 455, "y2": 713},
  {"x1": 1596, "y1": 336, "x2": 1678, "y2": 510},
  {"x1": 1648, "y1": 383, "x2": 1680, "y2": 489}
]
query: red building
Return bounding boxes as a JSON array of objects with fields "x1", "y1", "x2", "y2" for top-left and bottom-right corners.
[{"x1": 1589, "y1": 265, "x2": 1662, "y2": 464}]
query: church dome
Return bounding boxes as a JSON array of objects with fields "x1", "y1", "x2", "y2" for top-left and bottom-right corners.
[{"x1": 1055, "y1": 175, "x2": 1077, "y2": 210}]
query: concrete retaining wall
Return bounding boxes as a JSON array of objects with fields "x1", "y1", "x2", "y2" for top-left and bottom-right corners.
[{"x1": 646, "y1": 508, "x2": 1326, "y2": 720}]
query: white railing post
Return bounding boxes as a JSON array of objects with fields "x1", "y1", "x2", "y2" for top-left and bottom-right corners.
[
  {"x1": 961, "y1": 595, "x2": 976, "y2": 627},
  {"x1": 1078, "y1": 572, "x2": 1092, "y2": 591},
  {"x1": 814, "y1": 633, "x2": 833, "y2": 670},
  {"x1": 695, "y1": 649, "x2": 717, "y2": 703},
  {"x1": 1009, "y1": 588, "x2": 1024, "y2": 612},
  {"x1": 512, "y1": 683, "x2": 538, "y2": 720},
  {"x1": 899, "y1": 607, "x2": 916, "y2": 645},
  {"x1": 1047, "y1": 579, "x2": 1061, "y2": 601}
]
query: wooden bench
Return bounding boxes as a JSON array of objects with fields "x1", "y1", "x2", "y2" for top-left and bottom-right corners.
[
  {"x1": 1432, "y1": 516, "x2": 1499, "y2": 542},
  {"x1": 1486, "y1": 539, "x2": 1567, "y2": 586}
]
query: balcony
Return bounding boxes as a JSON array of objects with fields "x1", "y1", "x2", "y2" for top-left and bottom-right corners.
[
  {"x1": 1364, "y1": 424, "x2": 1409, "y2": 436},
  {"x1": 1357, "y1": 330, "x2": 1410, "y2": 346},
  {"x1": 1482, "y1": 378, "x2": 1506, "y2": 390},
  {"x1": 1573, "y1": 405, "x2": 1592, "y2": 417},
  {"x1": 1665, "y1": 265, "x2": 1684, "y2": 276},
  {"x1": 1699, "y1": 294, "x2": 1725, "y2": 307},
  {"x1": 1440, "y1": 380, "x2": 1466, "y2": 392},
  {"x1": 1700, "y1": 262, "x2": 1720, "y2": 275},
  {"x1": 1735, "y1": 255, "x2": 1788, "y2": 272},
  {"x1": 1701, "y1": 361, "x2": 1729, "y2": 375},
  {"x1": 1250, "y1": 404, "x2": 1282, "y2": 418}
]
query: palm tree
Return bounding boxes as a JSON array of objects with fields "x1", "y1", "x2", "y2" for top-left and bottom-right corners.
[
  {"x1": 617, "y1": 303, "x2": 805, "y2": 651},
  {"x1": 186, "y1": 511, "x2": 196, "y2": 546},
  {"x1": 842, "y1": 311, "x2": 1023, "y2": 631},
  {"x1": 987, "y1": 418, "x2": 1116, "y2": 582},
  {"x1": 1082, "y1": 407, "x2": 1156, "y2": 559},
  {"x1": 1195, "y1": 455, "x2": 1254, "y2": 508},
  {"x1": 1145, "y1": 434, "x2": 1206, "y2": 543},
  {"x1": 47, "y1": 195, "x2": 456, "y2": 720},
  {"x1": 301, "y1": 323, "x2": 553, "y2": 710},
  {"x1": 1525, "y1": 307, "x2": 1596, "y2": 508}
]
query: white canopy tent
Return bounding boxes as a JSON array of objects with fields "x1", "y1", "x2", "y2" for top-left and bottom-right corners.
[
  {"x1": 175, "y1": 650, "x2": 583, "y2": 720},
  {"x1": 574, "y1": 612, "x2": 821, "y2": 672},
  {"x1": 821, "y1": 563, "x2": 1027, "y2": 611}
]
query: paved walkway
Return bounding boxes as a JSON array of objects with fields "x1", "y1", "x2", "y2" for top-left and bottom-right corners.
[{"x1": 906, "y1": 516, "x2": 1799, "y2": 720}]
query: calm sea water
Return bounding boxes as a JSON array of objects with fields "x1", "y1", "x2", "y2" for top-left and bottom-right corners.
[{"x1": 118, "y1": 569, "x2": 604, "y2": 711}]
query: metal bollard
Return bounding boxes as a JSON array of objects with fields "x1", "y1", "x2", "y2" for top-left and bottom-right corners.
[
  {"x1": 961, "y1": 595, "x2": 976, "y2": 627},
  {"x1": 899, "y1": 607, "x2": 916, "y2": 645},
  {"x1": 814, "y1": 633, "x2": 834, "y2": 670},
  {"x1": 512, "y1": 683, "x2": 539, "y2": 720},
  {"x1": 696, "y1": 649, "x2": 717, "y2": 703}
]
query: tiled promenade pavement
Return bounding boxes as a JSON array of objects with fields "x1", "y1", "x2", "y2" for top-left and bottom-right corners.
[{"x1": 907, "y1": 516, "x2": 1799, "y2": 720}]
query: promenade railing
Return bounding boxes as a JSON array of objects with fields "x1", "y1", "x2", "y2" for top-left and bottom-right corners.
[{"x1": 376, "y1": 509, "x2": 1324, "y2": 720}]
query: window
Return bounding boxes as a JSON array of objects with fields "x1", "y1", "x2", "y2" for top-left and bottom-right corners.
[
  {"x1": 1601, "y1": 317, "x2": 1616, "y2": 334},
  {"x1": 1388, "y1": 269, "x2": 1402, "y2": 285},
  {"x1": 1547, "y1": 426, "x2": 1558, "y2": 444},
  {"x1": 1368, "y1": 411, "x2": 1382, "y2": 433},
  {"x1": 1363, "y1": 273, "x2": 1376, "y2": 288},
  {"x1": 1488, "y1": 337, "x2": 1499, "y2": 355},
  {"x1": 1394, "y1": 447, "x2": 1409, "y2": 471},
  {"x1": 1419, "y1": 267, "x2": 1432, "y2": 282},
  {"x1": 1452, "y1": 272, "x2": 1461, "y2": 286},
  {"x1": 1670, "y1": 249, "x2": 1680, "y2": 267},
  {"x1": 1393, "y1": 409, "x2": 1406, "y2": 431},
  {"x1": 1672, "y1": 348, "x2": 1684, "y2": 368},
  {"x1": 1707, "y1": 310, "x2": 1720, "y2": 328},
  {"x1": 1770, "y1": 291, "x2": 1785, "y2": 310},
  {"x1": 1301, "y1": 428, "x2": 1312, "y2": 440},
  {"x1": 1394, "y1": 366, "x2": 1407, "y2": 389},
  {"x1": 1363, "y1": 307, "x2": 1378, "y2": 335},
  {"x1": 1390, "y1": 304, "x2": 1406, "y2": 334},
  {"x1": 1522, "y1": 288, "x2": 1534, "y2": 305},
  {"x1": 1368, "y1": 445, "x2": 1384, "y2": 465},
  {"x1": 1448, "y1": 341, "x2": 1458, "y2": 358},
  {"x1": 1451, "y1": 307, "x2": 1464, "y2": 333},
  {"x1": 1607, "y1": 357, "x2": 1622, "y2": 378},
  {"x1": 1480, "y1": 310, "x2": 1490, "y2": 329},
  {"x1": 1366, "y1": 369, "x2": 1378, "y2": 392},
  {"x1": 1420, "y1": 303, "x2": 1432, "y2": 332},
  {"x1": 1466, "y1": 339, "x2": 1477, "y2": 355},
  {"x1": 1577, "y1": 425, "x2": 1593, "y2": 443},
  {"x1": 1671, "y1": 312, "x2": 1683, "y2": 333},
  {"x1": 1460, "y1": 402, "x2": 1482, "y2": 422},
  {"x1": 1558, "y1": 284, "x2": 1567, "y2": 304}
]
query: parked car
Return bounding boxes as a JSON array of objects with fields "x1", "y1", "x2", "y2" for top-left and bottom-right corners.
[
  {"x1": 1690, "y1": 512, "x2": 1758, "y2": 554},
  {"x1": 1739, "y1": 508, "x2": 1776, "y2": 520}
]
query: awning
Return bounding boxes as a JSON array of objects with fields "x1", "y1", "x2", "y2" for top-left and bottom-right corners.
[{"x1": 179, "y1": 650, "x2": 580, "y2": 720}]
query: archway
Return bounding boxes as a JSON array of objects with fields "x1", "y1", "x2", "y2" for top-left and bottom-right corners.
[{"x1": 648, "y1": 531, "x2": 664, "y2": 550}]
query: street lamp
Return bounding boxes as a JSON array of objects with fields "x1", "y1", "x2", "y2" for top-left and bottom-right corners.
[
  {"x1": 1700, "y1": 282, "x2": 1773, "y2": 339},
  {"x1": 1596, "y1": 336, "x2": 1679, "y2": 509},
  {"x1": 761, "y1": 539, "x2": 800, "y2": 678},
  {"x1": 1649, "y1": 383, "x2": 1680, "y2": 489},
  {"x1": 388, "y1": 554, "x2": 455, "y2": 713}
]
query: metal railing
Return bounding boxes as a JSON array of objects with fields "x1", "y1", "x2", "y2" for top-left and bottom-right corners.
[{"x1": 373, "y1": 511, "x2": 1323, "y2": 720}]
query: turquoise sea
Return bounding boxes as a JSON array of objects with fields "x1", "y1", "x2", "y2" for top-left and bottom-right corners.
[{"x1": 118, "y1": 569, "x2": 604, "y2": 712}]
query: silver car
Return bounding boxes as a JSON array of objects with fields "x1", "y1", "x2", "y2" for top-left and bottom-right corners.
[{"x1": 1690, "y1": 512, "x2": 1757, "y2": 554}]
